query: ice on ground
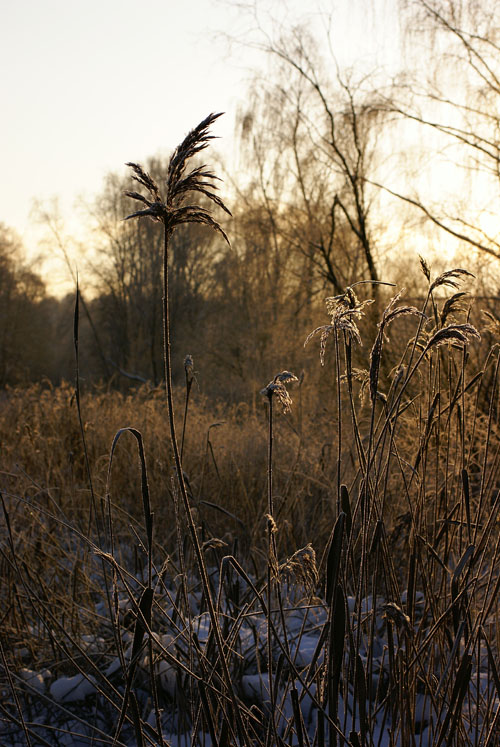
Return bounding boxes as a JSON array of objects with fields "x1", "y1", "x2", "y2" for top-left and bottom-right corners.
[
  {"x1": 157, "y1": 659, "x2": 176, "y2": 696},
  {"x1": 80, "y1": 634, "x2": 105, "y2": 653},
  {"x1": 105, "y1": 655, "x2": 123, "y2": 678},
  {"x1": 192, "y1": 611, "x2": 211, "y2": 643}
]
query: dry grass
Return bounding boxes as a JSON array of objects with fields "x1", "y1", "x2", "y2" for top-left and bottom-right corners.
[
  {"x1": 1, "y1": 307, "x2": 499, "y2": 744},
  {"x1": 0, "y1": 381, "x2": 360, "y2": 557}
]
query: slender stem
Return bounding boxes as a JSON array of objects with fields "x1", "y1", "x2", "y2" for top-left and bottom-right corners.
[
  {"x1": 268, "y1": 392, "x2": 274, "y2": 518},
  {"x1": 180, "y1": 375, "x2": 192, "y2": 461},
  {"x1": 266, "y1": 392, "x2": 279, "y2": 745},
  {"x1": 161, "y1": 224, "x2": 248, "y2": 746},
  {"x1": 334, "y1": 328, "x2": 342, "y2": 515}
]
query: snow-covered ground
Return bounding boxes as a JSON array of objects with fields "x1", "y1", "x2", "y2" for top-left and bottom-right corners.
[{"x1": 2, "y1": 557, "x2": 498, "y2": 746}]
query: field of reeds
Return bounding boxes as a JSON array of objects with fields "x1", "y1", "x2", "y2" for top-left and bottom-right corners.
[{"x1": 1, "y1": 114, "x2": 499, "y2": 746}]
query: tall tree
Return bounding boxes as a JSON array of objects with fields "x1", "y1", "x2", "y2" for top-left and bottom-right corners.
[
  {"x1": 0, "y1": 223, "x2": 56, "y2": 385},
  {"x1": 231, "y1": 15, "x2": 391, "y2": 295},
  {"x1": 380, "y1": 0, "x2": 500, "y2": 263}
]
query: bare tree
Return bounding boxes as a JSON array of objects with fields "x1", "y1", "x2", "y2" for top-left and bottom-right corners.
[
  {"x1": 231, "y1": 19, "x2": 389, "y2": 294},
  {"x1": 378, "y1": 0, "x2": 500, "y2": 262},
  {"x1": 0, "y1": 223, "x2": 56, "y2": 385}
]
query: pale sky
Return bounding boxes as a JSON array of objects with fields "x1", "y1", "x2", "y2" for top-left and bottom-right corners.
[{"x1": 2, "y1": 0, "x2": 250, "y2": 278}]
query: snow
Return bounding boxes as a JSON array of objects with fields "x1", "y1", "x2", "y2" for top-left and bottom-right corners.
[
  {"x1": 19, "y1": 668, "x2": 45, "y2": 693},
  {"x1": 4, "y1": 558, "x2": 499, "y2": 746},
  {"x1": 49, "y1": 674, "x2": 97, "y2": 703}
]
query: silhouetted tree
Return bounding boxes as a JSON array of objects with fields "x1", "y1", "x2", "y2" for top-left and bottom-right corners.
[{"x1": 0, "y1": 223, "x2": 58, "y2": 385}]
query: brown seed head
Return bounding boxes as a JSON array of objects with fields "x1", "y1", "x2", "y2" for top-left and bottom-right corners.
[
  {"x1": 420, "y1": 255, "x2": 431, "y2": 282},
  {"x1": 125, "y1": 113, "x2": 231, "y2": 242},
  {"x1": 429, "y1": 268, "x2": 474, "y2": 293},
  {"x1": 306, "y1": 289, "x2": 373, "y2": 364},
  {"x1": 369, "y1": 291, "x2": 425, "y2": 403},
  {"x1": 261, "y1": 371, "x2": 298, "y2": 413},
  {"x1": 279, "y1": 543, "x2": 319, "y2": 590},
  {"x1": 425, "y1": 323, "x2": 480, "y2": 352},
  {"x1": 440, "y1": 292, "x2": 468, "y2": 326},
  {"x1": 482, "y1": 309, "x2": 500, "y2": 336}
]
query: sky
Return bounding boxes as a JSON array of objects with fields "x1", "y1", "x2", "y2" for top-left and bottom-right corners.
[
  {"x1": 2, "y1": 0, "x2": 418, "y2": 294},
  {"x1": 2, "y1": 0, "x2": 252, "y2": 291}
]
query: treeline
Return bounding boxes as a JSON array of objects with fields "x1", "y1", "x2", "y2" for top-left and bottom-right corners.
[
  {"x1": 0, "y1": 175, "x2": 336, "y2": 401},
  {"x1": 0, "y1": 224, "x2": 73, "y2": 386},
  {"x1": 0, "y1": 142, "x2": 419, "y2": 400}
]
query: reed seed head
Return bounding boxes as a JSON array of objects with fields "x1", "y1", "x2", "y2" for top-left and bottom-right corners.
[
  {"x1": 340, "y1": 367, "x2": 370, "y2": 402},
  {"x1": 125, "y1": 113, "x2": 231, "y2": 242},
  {"x1": 429, "y1": 268, "x2": 475, "y2": 292},
  {"x1": 425, "y1": 323, "x2": 480, "y2": 352},
  {"x1": 305, "y1": 287, "x2": 374, "y2": 364},
  {"x1": 440, "y1": 292, "x2": 468, "y2": 326},
  {"x1": 383, "y1": 602, "x2": 412, "y2": 634},
  {"x1": 419, "y1": 255, "x2": 431, "y2": 282},
  {"x1": 265, "y1": 513, "x2": 278, "y2": 533},
  {"x1": 377, "y1": 291, "x2": 425, "y2": 338},
  {"x1": 369, "y1": 291, "x2": 424, "y2": 402},
  {"x1": 482, "y1": 309, "x2": 500, "y2": 336},
  {"x1": 261, "y1": 371, "x2": 298, "y2": 413},
  {"x1": 279, "y1": 543, "x2": 319, "y2": 590}
]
